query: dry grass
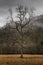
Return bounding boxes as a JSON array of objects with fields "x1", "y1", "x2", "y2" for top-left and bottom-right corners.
[{"x1": 0, "y1": 54, "x2": 43, "y2": 65}]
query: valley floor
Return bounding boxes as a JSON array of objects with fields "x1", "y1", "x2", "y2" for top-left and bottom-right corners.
[{"x1": 0, "y1": 54, "x2": 43, "y2": 65}]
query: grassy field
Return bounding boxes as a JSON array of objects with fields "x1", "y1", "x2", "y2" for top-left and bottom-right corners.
[{"x1": 0, "y1": 54, "x2": 43, "y2": 65}]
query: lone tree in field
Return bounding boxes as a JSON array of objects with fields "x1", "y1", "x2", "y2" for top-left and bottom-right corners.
[
  {"x1": 15, "y1": 5, "x2": 35, "y2": 58},
  {"x1": 7, "y1": 5, "x2": 35, "y2": 58},
  {"x1": 15, "y1": 5, "x2": 29, "y2": 58}
]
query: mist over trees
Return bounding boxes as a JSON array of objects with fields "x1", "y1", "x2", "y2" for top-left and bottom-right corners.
[{"x1": 0, "y1": 4, "x2": 43, "y2": 54}]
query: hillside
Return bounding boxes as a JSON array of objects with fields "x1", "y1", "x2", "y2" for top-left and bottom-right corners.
[{"x1": 0, "y1": 15, "x2": 43, "y2": 54}]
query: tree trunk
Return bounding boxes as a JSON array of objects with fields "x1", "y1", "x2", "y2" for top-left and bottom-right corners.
[
  {"x1": 20, "y1": 20, "x2": 23, "y2": 58},
  {"x1": 20, "y1": 49, "x2": 23, "y2": 58}
]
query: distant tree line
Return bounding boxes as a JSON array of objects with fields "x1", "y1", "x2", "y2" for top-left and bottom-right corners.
[{"x1": 0, "y1": 24, "x2": 43, "y2": 54}]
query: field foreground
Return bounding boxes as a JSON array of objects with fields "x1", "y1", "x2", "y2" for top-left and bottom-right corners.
[{"x1": 0, "y1": 54, "x2": 43, "y2": 65}]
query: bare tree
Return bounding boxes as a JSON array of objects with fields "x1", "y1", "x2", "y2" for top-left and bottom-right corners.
[
  {"x1": 7, "y1": 5, "x2": 35, "y2": 58},
  {"x1": 15, "y1": 5, "x2": 29, "y2": 58}
]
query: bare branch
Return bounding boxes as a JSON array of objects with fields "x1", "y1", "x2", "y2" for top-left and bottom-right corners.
[
  {"x1": 16, "y1": 5, "x2": 28, "y2": 24},
  {"x1": 22, "y1": 18, "x2": 31, "y2": 28}
]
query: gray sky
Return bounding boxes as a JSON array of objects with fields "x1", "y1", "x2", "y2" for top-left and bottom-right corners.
[
  {"x1": 0, "y1": 0, "x2": 43, "y2": 8},
  {"x1": 0, "y1": 0, "x2": 43, "y2": 27}
]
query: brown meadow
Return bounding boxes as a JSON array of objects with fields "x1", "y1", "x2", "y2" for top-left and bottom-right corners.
[{"x1": 0, "y1": 54, "x2": 43, "y2": 65}]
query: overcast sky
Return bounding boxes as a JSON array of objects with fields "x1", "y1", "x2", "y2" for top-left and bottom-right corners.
[{"x1": 0, "y1": 0, "x2": 43, "y2": 27}]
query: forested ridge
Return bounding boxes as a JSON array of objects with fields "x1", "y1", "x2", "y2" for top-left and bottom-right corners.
[{"x1": 0, "y1": 15, "x2": 43, "y2": 54}]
